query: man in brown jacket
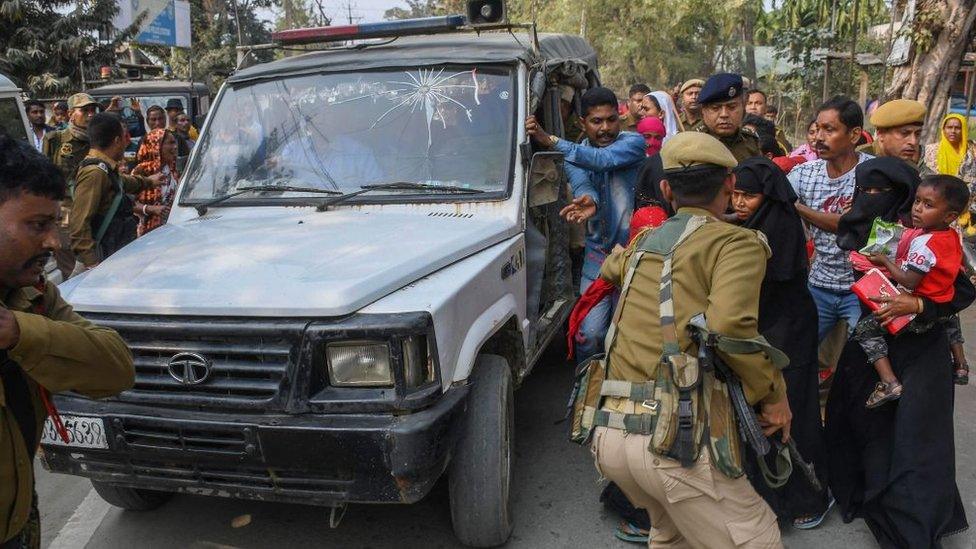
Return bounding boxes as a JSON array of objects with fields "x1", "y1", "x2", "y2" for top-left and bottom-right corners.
[
  {"x1": 0, "y1": 134, "x2": 134, "y2": 548},
  {"x1": 68, "y1": 112, "x2": 163, "y2": 274}
]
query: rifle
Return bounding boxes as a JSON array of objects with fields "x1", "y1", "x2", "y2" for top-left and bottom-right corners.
[{"x1": 688, "y1": 314, "x2": 821, "y2": 492}]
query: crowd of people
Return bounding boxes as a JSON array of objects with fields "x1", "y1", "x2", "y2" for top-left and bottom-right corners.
[
  {"x1": 541, "y1": 73, "x2": 976, "y2": 548},
  {"x1": 23, "y1": 93, "x2": 199, "y2": 280},
  {"x1": 2, "y1": 64, "x2": 975, "y2": 549}
]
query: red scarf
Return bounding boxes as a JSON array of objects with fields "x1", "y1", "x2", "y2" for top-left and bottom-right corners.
[{"x1": 566, "y1": 206, "x2": 668, "y2": 360}]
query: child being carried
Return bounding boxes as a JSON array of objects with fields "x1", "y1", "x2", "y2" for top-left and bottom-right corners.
[{"x1": 854, "y1": 174, "x2": 970, "y2": 408}]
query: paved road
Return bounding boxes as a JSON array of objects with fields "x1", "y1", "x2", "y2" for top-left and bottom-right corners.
[{"x1": 35, "y1": 311, "x2": 976, "y2": 548}]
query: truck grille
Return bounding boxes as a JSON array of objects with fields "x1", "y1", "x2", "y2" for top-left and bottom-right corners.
[
  {"x1": 77, "y1": 455, "x2": 352, "y2": 501},
  {"x1": 115, "y1": 416, "x2": 253, "y2": 457},
  {"x1": 83, "y1": 314, "x2": 308, "y2": 410}
]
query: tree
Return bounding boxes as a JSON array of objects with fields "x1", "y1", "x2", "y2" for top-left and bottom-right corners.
[
  {"x1": 148, "y1": 0, "x2": 279, "y2": 90},
  {"x1": 385, "y1": 0, "x2": 439, "y2": 20},
  {"x1": 888, "y1": 0, "x2": 976, "y2": 143},
  {"x1": 0, "y1": 1, "x2": 141, "y2": 96},
  {"x1": 507, "y1": 0, "x2": 749, "y2": 90}
]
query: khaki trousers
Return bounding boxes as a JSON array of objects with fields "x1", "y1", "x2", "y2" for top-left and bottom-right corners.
[{"x1": 591, "y1": 403, "x2": 782, "y2": 549}]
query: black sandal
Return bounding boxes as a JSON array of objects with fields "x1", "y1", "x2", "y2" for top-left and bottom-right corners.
[
  {"x1": 955, "y1": 363, "x2": 969, "y2": 386},
  {"x1": 866, "y1": 381, "x2": 903, "y2": 408}
]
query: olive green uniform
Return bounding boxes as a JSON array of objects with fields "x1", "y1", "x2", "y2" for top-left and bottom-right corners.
[
  {"x1": 41, "y1": 129, "x2": 90, "y2": 194},
  {"x1": 679, "y1": 112, "x2": 702, "y2": 132},
  {"x1": 68, "y1": 150, "x2": 154, "y2": 267},
  {"x1": 698, "y1": 126, "x2": 763, "y2": 163},
  {"x1": 593, "y1": 207, "x2": 784, "y2": 548},
  {"x1": 0, "y1": 280, "x2": 134, "y2": 544}
]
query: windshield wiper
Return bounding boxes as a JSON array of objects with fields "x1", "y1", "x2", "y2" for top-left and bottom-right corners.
[
  {"x1": 195, "y1": 184, "x2": 342, "y2": 215},
  {"x1": 316, "y1": 182, "x2": 485, "y2": 212}
]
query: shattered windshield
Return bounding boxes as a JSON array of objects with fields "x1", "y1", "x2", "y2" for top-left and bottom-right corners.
[{"x1": 181, "y1": 66, "x2": 515, "y2": 203}]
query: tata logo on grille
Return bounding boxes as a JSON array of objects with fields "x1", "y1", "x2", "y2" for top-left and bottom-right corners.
[{"x1": 167, "y1": 352, "x2": 212, "y2": 385}]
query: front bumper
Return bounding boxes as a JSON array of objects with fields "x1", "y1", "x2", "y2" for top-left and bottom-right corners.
[{"x1": 41, "y1": 385, "x2": 469, "y2": 506}]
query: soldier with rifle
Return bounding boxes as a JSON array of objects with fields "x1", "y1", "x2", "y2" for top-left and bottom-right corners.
[{"x1": 581, "y1": 131, "x2": 793, "y2": 547}]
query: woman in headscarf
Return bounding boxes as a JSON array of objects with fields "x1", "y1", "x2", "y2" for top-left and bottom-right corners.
[
  {"x1": 635, "y1": 116, "x2": 666, "y2": 157},
  {"x1": 827, "y1": 157, "x2": 973, "y2": 548},
  {"x1": 132, "y1": 128, "x2": 179, "y2": 236},
  {"x1": 924, "y1": 113, "x2": 976, "y2": 184},
  {"x1": 731, "y1": 158, "x2": 830, "y2": 529},
  {"x1": 637, "y1": 92, "x2": 682, "y2": 142}
]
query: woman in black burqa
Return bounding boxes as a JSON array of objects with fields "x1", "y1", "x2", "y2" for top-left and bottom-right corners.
[
  {"x1": 826, "y1": 157, "x2": 973, "y2": 547},
  {"x1": 731, "y1": 158, "x2": 829, "y2": 528}
]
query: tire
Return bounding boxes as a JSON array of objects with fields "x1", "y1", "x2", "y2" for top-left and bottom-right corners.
[
  {"x1": 91, "y1": 480, "x2": 172, "y2": 511},
  {"x1": 449, "y1": 354, "x2": 514, "y2": 548}
]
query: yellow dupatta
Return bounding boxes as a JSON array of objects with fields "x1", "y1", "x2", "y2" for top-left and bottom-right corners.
[{"x1": 937, "y1": 113, "x2": 969, "y2": 176}]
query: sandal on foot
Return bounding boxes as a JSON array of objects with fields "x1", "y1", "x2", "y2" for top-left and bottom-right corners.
[
  {"x1": 793, "y1": 495, "x2": 835, "y2": 530},
  {"x1": 866, "y1": 381, "x2": 903, "y2": 408},
  {"x1": 955, "y1": 363, "x2": 969, "y2": 385},
  {"x1": 614, "y1": 521, "x2": 650, "y2": 544}
]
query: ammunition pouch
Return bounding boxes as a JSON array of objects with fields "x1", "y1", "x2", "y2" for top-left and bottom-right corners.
[{"x1": 568, "y1": 353, "x2": 607, "y2": 445}]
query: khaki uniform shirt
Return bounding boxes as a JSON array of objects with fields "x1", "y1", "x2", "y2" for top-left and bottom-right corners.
[
  {"x1": 679, "y1": 112, "x2": 702, "y2": 132},
  {"x1": 0, "y1": 280, "x2": 133, "y2": 542},
  {"x1": 41, "y1": 129, "x2": 90, "y2": 204},
  {"x1": 697, "y1": 126, "x2": 763, "y2": 163},
  {"x1": 68, "y1": 150, "x2": 153, "y2": 266},
  {"x1": 599, "y1": 207, "x2": 786, "y2": 405}
]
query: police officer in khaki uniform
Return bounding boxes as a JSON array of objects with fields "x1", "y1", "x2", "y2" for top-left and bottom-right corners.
[
  {"x1": 697, "y1": 73, "x2": 763, "y2": 162},
  {"x1": 592, "y1": 132, "x2": 791, "y2": 548},
  {"x1": 678, "y1": 79, "x2": 705, "y2": 131},
  {"x1": 40, "y1": 93, "x2": 100, "y2": 280},
  {"x1": 0, "y1": 134, "x2": 134, "y2": 548},
  {"x1": 859, "y1": 99, "x2": 926, "y2": 165},
  {"x1": 68, "y1": 113, "x2": 164, "y2": 274}
]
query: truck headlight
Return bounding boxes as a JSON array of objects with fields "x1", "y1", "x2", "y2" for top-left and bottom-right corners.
[
  {"x1": 326, "y1": 340, "x2": 393, "y2": 387},
  {"x1": 402, "y1": 335, "x2": 434, "y2": 388}
]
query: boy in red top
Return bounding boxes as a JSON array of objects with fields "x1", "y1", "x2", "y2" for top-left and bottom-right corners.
[{"x1": 854, "y1": 175, "x2": 970, "y2": 407}]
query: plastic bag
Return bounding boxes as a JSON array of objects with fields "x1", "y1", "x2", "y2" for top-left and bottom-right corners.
[{"x1": 859, "y1": 218, "x2": 905, "y2": 259}]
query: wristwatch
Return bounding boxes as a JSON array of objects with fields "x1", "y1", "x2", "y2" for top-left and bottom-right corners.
[{"x1": 549, "y1": 135, "x2": 559, "y2": 147}]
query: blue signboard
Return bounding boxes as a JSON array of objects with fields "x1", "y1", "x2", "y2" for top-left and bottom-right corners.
[
  {"x1": 136, "y1": 0, "x2": 176, "y2": 46},
  {"x1": 119, "y1": 1, "x2": 191, "y2": 48}
]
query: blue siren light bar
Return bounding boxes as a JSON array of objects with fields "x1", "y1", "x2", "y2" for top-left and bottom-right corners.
[{"x1": 272, "y1": 15, "x2": 468, "y2": 45}]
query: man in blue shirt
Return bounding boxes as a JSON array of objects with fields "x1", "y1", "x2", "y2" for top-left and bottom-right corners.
[{"x1": 527, "y1": 87, "x2": 646, "y2": 361}]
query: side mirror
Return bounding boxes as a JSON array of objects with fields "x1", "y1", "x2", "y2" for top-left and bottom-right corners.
[{"x1": 528, "y1": 151, "x2": 565, "y2": 207}]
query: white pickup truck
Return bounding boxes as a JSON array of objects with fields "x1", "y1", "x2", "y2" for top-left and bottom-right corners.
[{"x1": 42, "y1": 16, "x2": 598, "y2": 547}]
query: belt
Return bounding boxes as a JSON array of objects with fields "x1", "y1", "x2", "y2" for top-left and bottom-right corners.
[{"x1": 584, "y1": 388, "x2": 661, "y2": 436}]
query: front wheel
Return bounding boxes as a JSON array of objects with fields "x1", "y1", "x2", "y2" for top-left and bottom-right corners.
[
  {"x1": 91, "y1": 481, "x2": 172, "y2": 511},
  {"x1": 449, "y1": 354, "x2": 514, "y2": 547}
]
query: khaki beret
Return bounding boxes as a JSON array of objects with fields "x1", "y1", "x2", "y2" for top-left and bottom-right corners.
[
  {"x1": 870, "y1": 99, "x2": 926, "y2": 129},
  {"x1": 680, "y1": 78, "x2": 705, "y2": 94},
  {"x1": 661, "y1": 132, "x2": 738, "y2": 172},
  {"x1": 67, "y1": 93, "x2": 99, "y2": 110}
]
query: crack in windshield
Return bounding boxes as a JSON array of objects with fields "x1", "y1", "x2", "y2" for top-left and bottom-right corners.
[{"x1": 181, "y1": 66, "x2": 514, "y2": 205}]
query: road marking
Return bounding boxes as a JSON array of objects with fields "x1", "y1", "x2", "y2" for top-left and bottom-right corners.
[{"x1": 48, "y1": 488, "x2": 111, "y2": 549}]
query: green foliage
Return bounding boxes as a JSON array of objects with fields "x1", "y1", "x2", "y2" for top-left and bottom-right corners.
[
  {"x1": 144, "y1": 0, "x2": 278, "y2": 91},
  {"x1": 755, "y1": 0, "x2": 890, "y2": 140},
  {"x1": 507, "y1": 0, "x2": 755, "y2": 91},
  {"x1": 0, "y1": 0, "x2": 142, "y2": 96},
  {"x1": 385, "y1": 0, "x2": 439, "y2": 20}
]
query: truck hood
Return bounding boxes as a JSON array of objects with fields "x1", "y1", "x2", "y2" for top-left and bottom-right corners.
[{"x1": 61, "y1": 208, "x2": 515, "y2": 316}]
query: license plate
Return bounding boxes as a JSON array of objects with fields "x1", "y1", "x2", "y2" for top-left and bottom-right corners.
[{"x1": 40, "y1": 415, "x2": 109, "y2": 449}]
